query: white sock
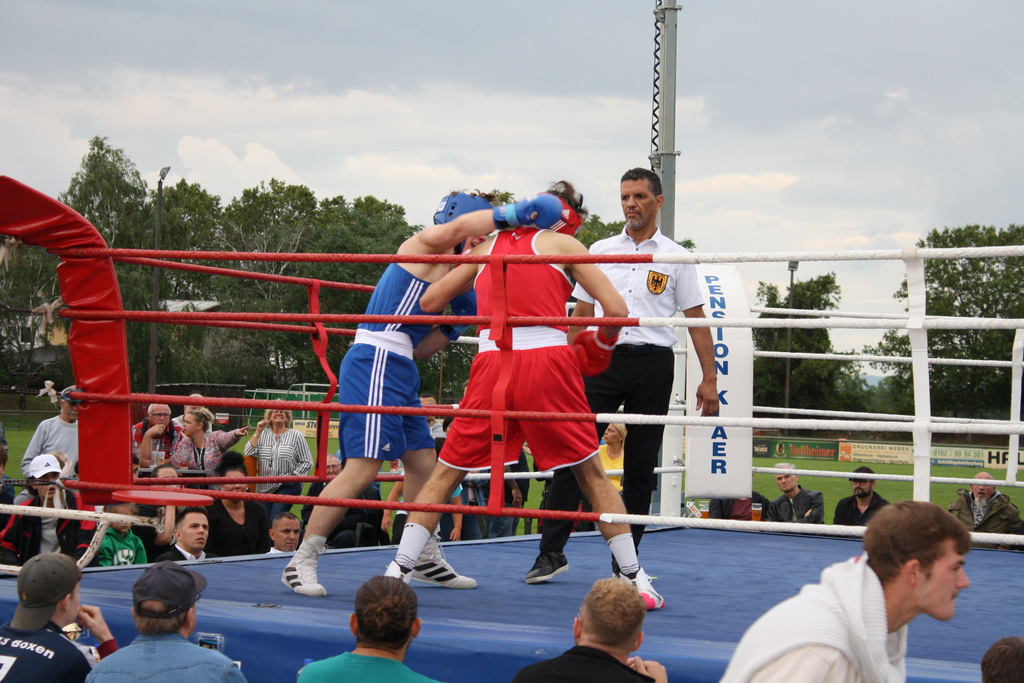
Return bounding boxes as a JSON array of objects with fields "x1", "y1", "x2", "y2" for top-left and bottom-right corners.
[
  {"x1": 295, "y1": 534, "x2": 326, "y2": 561},
  {"x1": 607, "y1": 533, "x2": 639, "y2": 577},
  {"x1": 394, "y1": 523, "x2": 432, "y2": 571}
]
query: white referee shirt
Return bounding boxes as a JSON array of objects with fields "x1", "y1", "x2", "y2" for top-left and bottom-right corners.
[{"x1": 572, "y1": 228, "x2": 704, "y2": 348}]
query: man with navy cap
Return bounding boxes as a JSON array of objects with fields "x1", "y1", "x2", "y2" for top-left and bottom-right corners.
[
  {"x1": 85, "y1": 561, "x2": 246, "y2": 682},
  {"x1": 0, "y1": 552, "x2": 117, "y2": 682},
  {"x1": 22, "y1": 384, "x2": 81, "y2": 477}
]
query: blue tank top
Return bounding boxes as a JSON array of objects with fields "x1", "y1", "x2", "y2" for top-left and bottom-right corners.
[{"x1": 360, "y1": 264, "x2": 433, "y2": 346}]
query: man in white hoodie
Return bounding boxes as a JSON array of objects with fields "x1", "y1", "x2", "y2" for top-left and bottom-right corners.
[{"x1": 721, "y1": 501, "x2": 971, "y2": 683}]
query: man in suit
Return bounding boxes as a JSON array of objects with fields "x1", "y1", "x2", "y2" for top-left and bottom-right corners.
[{"x1": 154, "y1": 507, "x2": 216, "y2": 562}]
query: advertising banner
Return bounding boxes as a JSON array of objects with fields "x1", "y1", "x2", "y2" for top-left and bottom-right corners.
[
  {"x1": 292, "y1": 418, "x2": 338, "y2": 438},
  {"x1": 930, "y1": 445, "x2": 986, "y2": 468},
  {"x1": 686, "y1": 265, "x2": 753, "y2": 498},
  {"x1": 769, "y1": 438, "x2": 839, "y2": 461},
  {"x1": 839, "y1": 441, "x2": 913, "y2": 465}
]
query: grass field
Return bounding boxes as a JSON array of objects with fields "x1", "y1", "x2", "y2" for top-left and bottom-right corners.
[{"x1": 3, "y1": 421, "x2": 1020, "y2": 532}]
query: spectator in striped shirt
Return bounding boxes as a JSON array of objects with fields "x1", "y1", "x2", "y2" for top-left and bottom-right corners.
[{"x1": 244, "y1": 407, "x2": 314, "y2": 520}]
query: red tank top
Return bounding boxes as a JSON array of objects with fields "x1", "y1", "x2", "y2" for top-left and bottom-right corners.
[{"x1": 476, "y1": 229, "x2": 573, "y2": 335}]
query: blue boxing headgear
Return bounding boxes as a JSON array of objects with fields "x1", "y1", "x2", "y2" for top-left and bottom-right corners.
[{"x1": 434, "y1": 192, "x2": 494, "y2": 253}]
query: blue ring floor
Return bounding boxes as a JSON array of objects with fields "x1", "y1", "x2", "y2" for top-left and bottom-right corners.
[{"x1": 0, "y1": 527, "x2": 1004, "y2": 682}]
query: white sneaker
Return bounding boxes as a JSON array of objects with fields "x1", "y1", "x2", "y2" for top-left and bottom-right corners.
[
  {"x1": 410, "y1": 534, "x2": 477, "y2": 589},
  {"x1": 385, "y1": 560, "x2": 411, "y2": 584},
  {"x1": 282, "y1": 538, "x2": 327, "y2": 597},
  {"x1": 622, "y1": 567, "x2": 664, "y2": 610}
]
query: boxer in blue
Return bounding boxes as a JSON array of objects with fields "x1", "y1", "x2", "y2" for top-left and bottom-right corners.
[{"x1": 284, "y1": 191, "x2": 563, "y2": 597}]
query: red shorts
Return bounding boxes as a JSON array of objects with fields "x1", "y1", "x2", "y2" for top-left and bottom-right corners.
[{"x1": 440, "y1": 345, "x2": 598, "y2": 471}]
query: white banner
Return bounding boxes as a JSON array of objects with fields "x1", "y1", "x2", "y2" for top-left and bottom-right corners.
[
  {"x1": 685, "y1": 265, "x2": 753, "y2": 498},
  {"x1": 292, "y1": 418, "x2": 338, "y2": 438}
]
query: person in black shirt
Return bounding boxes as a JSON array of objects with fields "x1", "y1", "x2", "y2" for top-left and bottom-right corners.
[
  {"x1": 512, "y1": 578, "x2": 667, "y2": 683},
  {"x1": 204, "y1": 453, "x2": 270, "y2": 556},
  {"x1": 834, "y1": 465, "x2": 889, "y2": 526},
  {"x1": 0, "y1": 553, "x2": 117, "y2": 681}
]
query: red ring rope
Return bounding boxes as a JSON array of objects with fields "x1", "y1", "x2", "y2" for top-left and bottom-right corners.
[{"x1": 0, "y1": 175, "x2": 611, "y2": 522}]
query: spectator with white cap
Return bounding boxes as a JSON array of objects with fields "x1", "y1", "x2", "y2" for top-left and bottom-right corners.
[
  {"x1": 0, "y1": 553, "x2": 117, "y2": 682},
  {"x1": 85, "y1": 561, "x2": 247, "y2": 682},
  {"x1": 0, "y1": 452, "x2": 96, "y2": 565}
]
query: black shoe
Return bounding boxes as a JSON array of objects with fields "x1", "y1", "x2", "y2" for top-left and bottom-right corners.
[{"x1": 525, "y1": 552, "x2": 569, "y2": 584}]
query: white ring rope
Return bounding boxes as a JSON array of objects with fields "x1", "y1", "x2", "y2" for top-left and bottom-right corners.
[
  {"x1": 753, "y1": 405, "x2": 1016, "y2": 425},
  {"x1": 466, "y1": 467, "x2": 1024, "y2": 490},
  {"x1": 751, "y1": 306, "x2": 911, "y2": 320},
  {"x1": 0, "y1": 504, "x2": 151, "y2": 527},
  {"x1": 461, "y1": 466, "x2": 688, "y2": 482},
  {"x1": 753, "y1": 350, "x2": 1011, "y2": 368},
  {"x1": 637, "y1": 316, "x2": 1024, "y2": 330},
  {"x1": 0, "y1": 501, "x2": 161, "y2": 575},
  {"x1": 593, "y1": 512, "x2": 1024, "y2": 547},
  {"x1": 591, "y1": 412, "x2": 1024, "y2": 436},
  {"x1": 644, "y1": 244, "x2": 1024, "y2": 264}
]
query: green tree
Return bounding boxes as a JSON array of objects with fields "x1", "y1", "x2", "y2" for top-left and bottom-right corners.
[
  {"x1": 576, "y1": 214, "x2": 696, "y2": 251},
  {"x1": 195, "y1": 182, "x2": 429, "y2": 391},
  {"x1": 59, "y1": 137, "x2": 154, "y2": 390},
  {"x1": 0, "y1": 246, "x2": 67, "y2": 388},
  {"x1": 754, "y1": 273, "x2": 868, "y2": 415},
  {"x1": 160, "y1": 180, "x2": 224, "y2": 300},
  {"x1": 868, "y1": 224, "x2": 1024, "y2": 419},
  {"x1": 576, "y1": 214, "x2": 623, "y2": 248}
]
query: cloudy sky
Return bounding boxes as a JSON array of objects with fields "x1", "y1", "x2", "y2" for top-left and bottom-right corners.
[{"x1": 3, "y1": 1, "x2": 1022, "y2": 356}]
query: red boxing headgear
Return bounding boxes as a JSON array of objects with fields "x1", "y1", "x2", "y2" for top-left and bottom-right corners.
[{"x1": 549, "y1": 197, "x2": 583, "y2": 237}]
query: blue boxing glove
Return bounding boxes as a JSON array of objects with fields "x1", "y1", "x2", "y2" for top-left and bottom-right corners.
[
  {"x1": 440, "y1": 290, "x2": 477, "y2": 341},
  {"x1": 493, "y1": 193, "x2": 564, "y2": 230}
]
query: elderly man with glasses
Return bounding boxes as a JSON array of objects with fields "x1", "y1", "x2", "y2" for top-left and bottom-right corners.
[{"x1": 133, "y1": 404, "x2": 182, "y2": 467}]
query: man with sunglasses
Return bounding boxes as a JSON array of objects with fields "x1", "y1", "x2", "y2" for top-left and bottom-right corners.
[
  {"x1": 0, "y1": 453, "x2": 96, "y2": 565},
  {"x1": 834, "y1": 465, "x2": 890, "y2": 526},
  {"x1": 84, "y1": 562, "x2": 246, "y2": 682}
]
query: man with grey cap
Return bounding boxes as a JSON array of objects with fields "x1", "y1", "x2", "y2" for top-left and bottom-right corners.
[
  {"x1": 22, "y1": 384, "x2": 81, "y2": 477},
  {"x1": 85, "y1": 561, "x2": 247, "y2": 682},
  {"x1": 0, "y1": 552, "x2": 117, "y2": 682}
]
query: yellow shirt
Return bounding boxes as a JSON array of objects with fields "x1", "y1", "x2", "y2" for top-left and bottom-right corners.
[{"x1": 598, "y1": 444, "x2": 623, "y2": 491}]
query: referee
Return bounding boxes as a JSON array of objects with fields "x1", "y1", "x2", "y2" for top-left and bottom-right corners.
[{"x1": 526, "y1": 167, "x2": 719, "y2": 584}]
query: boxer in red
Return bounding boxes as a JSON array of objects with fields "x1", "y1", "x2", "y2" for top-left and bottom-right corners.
[{"x1": 385, "y1": 182, "x2": 664, "y2": 610}]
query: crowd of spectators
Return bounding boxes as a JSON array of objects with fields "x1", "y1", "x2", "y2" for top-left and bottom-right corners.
[
  {"x1": 2, "y1": 386, "x2": 1024, "y2": 573},
  {"x1": 703, "y1": 462, "x2": 1023, "y2": 551}
]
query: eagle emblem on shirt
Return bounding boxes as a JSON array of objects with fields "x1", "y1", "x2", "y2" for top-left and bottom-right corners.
[{"x1": 647, "y1": 270, "x2": 669, "y2": 294}]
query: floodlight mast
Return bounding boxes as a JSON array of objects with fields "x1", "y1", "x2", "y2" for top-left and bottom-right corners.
[
  {"x1": 650, "y1": 0, "x2": 680, "y2": 241},
  {"x1": 650, "y1": 1, "x2": 686, "y2": 519}
]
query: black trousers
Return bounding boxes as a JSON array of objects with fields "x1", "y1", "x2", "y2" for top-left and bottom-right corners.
[{"x1": 539, "y1": 346, "x2": 675, "y2": 555}]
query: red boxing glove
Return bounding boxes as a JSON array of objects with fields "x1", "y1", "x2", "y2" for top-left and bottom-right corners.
[{"x1": 573, "y1": 329, "x2": 618, "y2": 376}]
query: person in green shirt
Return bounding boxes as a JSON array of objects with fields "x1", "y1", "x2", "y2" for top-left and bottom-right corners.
[
  {"x1": 297, "y1": 576, "x2": 443, "y2": 683},
  {"x1": 98, "y1": 502, "x2": 147, "y2": 566}
]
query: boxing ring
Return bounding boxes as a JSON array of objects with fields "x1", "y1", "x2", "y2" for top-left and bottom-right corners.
[
  {"x1": 3, "y1": 175, "x2": 1023, "y2": 682},
  {"x1": 0, "y1": 528, "x2": 1005, "y2": 682}
]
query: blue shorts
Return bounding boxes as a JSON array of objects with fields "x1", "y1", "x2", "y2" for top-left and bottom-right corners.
[{"x1": 336, "y1": 344, "x2": 435, "y2": 461}]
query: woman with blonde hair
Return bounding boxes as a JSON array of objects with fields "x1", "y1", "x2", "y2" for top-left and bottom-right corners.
[
  {"x1": 598, "y1": 423, "x2": 627, "y2": 491},
  {"x1": 168, "y1": 410, "x2": 247, "y2": 476},
  {"x1": 245, "y1": 406, "x2": 313, "y2": 519}
]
